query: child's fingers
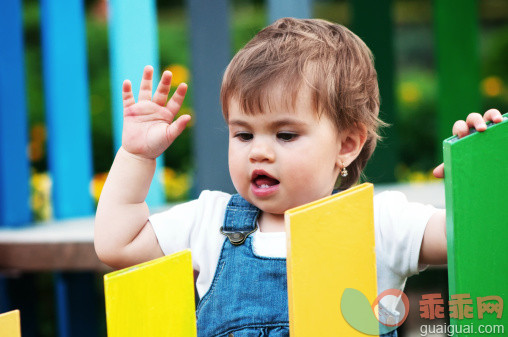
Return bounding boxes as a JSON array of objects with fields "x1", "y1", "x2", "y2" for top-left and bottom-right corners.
[
  {"x1": 167, "y1": 83, "x2": 188, "y2": 114},
  {"x1": 152, "y1": 71, "x2": 172, "y2": 106},
  {"x1": 166, "y1": 115, "x2": 191, "y2": 143},
  {"x1": 466, "y1": 112, "x2": 486, "y2": 132},
  {"x1": 451, "y1": 110, "x2": 503, "y2": 140},
  {"x1": 433, "y1": 163, "x2": 444, "y2": 179},
  {"x1": 433, "y1": 110, "x2": 499, "y2": 177},
  {"x1": 483, "y1": 108, "x2": 503, "y2": 123},
  {"x1": 122, "y1": 80, "x2": 135, "y2": 108},
  {"x1": 138, "y1": 65, "x2": 154, "y2": 101},
  {"x1": 452, "y1": 120, "x2": 469, "y2": 138}
]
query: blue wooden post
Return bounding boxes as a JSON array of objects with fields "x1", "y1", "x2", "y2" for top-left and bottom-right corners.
[
  {"x1": 188, "y1": 0, "x2": 234, "y2": 195},
  {"x1": 268, "y1": 0, "x2": 312, "y2": 23},
  {"x1": 40, "y1": 0, "x2": 94, "y2": 219},
  {"x1": 40, "y1": 0, "x2": 97, "y2": 336},
  {"x1": 0, "y1": 3, "x2": 39, "y2": 336},
  {"x1": 108, "y1": 0, "x2": 165, "y2": 206},
  {"x1": 0, "y1": 0, "x2": 31, "y2": 228}
]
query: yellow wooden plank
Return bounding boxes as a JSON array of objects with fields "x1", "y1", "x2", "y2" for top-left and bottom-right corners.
[
  {"x1": 104, "y1": 250, "x2": 197, "y2": 337},
  {"x1": 285, "y1": 183, "x2": 378, "y2": 336},
  {"x1": 0, "y1": 310, "x2": 21, "y2": 337}
]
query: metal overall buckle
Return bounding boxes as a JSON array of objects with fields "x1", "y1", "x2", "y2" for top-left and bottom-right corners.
[{"x1": 220, "y1": 224, "x2": 258, "y2": 246}]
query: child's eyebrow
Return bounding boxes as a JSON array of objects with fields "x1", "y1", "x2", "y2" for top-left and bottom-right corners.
[
  {"x1": 270, "y1": 119, "x2": 307, "y2": 128},
  {"x1": 228, "y1": 119, "x2": 307, "y2": 128},
  {"x1": 228, "y1": 120, "x2": 250, "y2": 127}
]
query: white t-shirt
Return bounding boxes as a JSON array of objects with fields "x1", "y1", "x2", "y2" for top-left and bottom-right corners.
[{"x1": 149, "y1": 190, "x2": 437, "y2": 313}]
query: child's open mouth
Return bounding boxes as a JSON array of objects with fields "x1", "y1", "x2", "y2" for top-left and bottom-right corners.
[
  {"x1": 254, "y1": 175, "x2": 280, "y2": 188},
  {"x1": 251, "y1": 170, "x2": 280, "y2": 197}
]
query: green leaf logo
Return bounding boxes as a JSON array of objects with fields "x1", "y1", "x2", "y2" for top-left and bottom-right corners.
[{"x1": 341, "y1": 288, "x2": 409, "y2": 335}]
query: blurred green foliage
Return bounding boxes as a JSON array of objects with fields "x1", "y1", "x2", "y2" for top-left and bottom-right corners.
[{"x1": 396, "y1": 70, "x2": 438, "y2": 172}]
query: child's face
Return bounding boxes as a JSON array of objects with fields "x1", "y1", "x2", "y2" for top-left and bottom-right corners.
[{"x1": 227, "y1": 87, "x2": 343, "y2": 215}]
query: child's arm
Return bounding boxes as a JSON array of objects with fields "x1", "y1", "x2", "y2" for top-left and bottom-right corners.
[
  {"x1": 94, "y1": 66, "x2": 190, "y2": 269},
  {"x1": 419, "y1": 109, "x2": 504, "y2": 265}
]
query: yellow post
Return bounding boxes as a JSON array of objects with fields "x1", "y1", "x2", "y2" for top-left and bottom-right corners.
[
  {"x1": 104, "y1": 250, "x2": 197, "y2": 337},
  {"x1": 0, "y1": 310, "x2": 21, "y2": 337},
  {"x1": 285, "y1": 183, "x2": 378, "y2": 336}
]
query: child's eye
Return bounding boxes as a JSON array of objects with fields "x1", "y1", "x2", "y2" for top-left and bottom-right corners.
[
  {"x1": 234, "y1": 132, "x2": 253, "y2": 141},
  {"x1": 277, "y1": 132, "x2": 298, "y2": 141}
]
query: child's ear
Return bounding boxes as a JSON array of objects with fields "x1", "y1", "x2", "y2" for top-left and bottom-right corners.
[{"x1": 337, "y1": 124, "x2": 368, "y2": 167}]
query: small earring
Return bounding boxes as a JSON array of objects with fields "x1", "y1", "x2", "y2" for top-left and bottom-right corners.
[{"x1": 340, "y1": 163, "x2": 348, "y2": 177}]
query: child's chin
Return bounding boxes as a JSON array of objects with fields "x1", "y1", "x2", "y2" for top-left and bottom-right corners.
[{"x1": 256, "y1": 203, "x2": 289, "y2": 215}]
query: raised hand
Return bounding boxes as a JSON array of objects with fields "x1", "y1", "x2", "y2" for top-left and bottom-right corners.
[
  {"x1": 121, "y1": 65, "x2": 191, "y2": 159},
  {"x1": 433, "y1": 109, "x2": 504, "y2": 178}
]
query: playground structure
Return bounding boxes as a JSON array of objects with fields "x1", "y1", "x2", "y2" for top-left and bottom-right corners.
[{"x1": 0, "y1": 0, "x2": 500, "y2": 336}]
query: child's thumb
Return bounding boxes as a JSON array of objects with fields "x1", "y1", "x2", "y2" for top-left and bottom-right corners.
[{"x1": 167, "y1": 115, "x2": 191, "y2": 143}]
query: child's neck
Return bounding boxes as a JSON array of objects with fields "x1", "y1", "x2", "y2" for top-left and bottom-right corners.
[{"x1": 258, "y1": 212, "x2": 286, "y2": 233}]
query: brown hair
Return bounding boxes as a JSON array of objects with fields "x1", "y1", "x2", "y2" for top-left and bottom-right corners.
[{"x1": 221, "y1": 17, "x2": 385, "y2": 189}]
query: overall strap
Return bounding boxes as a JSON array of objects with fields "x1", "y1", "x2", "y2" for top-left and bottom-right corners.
[{"x1": 220, "y1": 194, "x2": 259, "y2": 245}]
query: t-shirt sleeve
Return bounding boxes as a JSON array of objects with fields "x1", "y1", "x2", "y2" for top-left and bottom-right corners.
[
  {"x1": 148, "y1": 190, "x2": 231, "y2": 271},
  {"x1": 148, "y1": 190, "x2": 231, "y2": 272},
  {"x1": 148, "y1": 198, "x2": 199, "y2": 256},
  {"x1": 374, "y1": 191, "x2": 438, "y2": 278}
]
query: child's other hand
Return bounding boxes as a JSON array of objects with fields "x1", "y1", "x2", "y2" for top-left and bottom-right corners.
[
  {"x1": 121, "y1": 65, "x2": 191, "y2": 160},
  {"x1": 433, "y1": 109, "x2": 504, "y2": 178}
]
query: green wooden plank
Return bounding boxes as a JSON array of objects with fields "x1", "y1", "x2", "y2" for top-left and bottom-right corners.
[{"x1": 443, "y1": 113, "x2": 508, "y2": 334}]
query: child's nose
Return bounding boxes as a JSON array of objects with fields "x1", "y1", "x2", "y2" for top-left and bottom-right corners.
[{"x1": 249, "y1": 138, "x2": 275, "y2": 163}]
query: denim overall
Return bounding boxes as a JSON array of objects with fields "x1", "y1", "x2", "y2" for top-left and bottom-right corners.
[{"x1": 196, "y1": 194, "x2": 397, "y2": 337}]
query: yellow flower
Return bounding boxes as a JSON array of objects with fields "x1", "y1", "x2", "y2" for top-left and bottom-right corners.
[
  {"x1": 91, "y1": 172, "x2": 109, "y2": 202},
  {"x1": 30, "y1": 171, "x2": 53, "y2": 221},
  {"x1": 163, "y1": 167, "x2": 191, "y2": 201},
  {"x1": 165, "y1": 64, "x2": 190, "y2": 87},
  {"x1": 482, "y1": 76, "x2": 503, "y2": 97},
  {"x1": 395, "y1": 164, "x2": 438, "y2": 183},
  {"x1": 399, "y1": 82, "x2": 421, "y2": 103}
]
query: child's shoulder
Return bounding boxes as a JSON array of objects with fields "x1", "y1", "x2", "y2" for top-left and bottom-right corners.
[
  {"x1": 196, "y1": 189, "x2": 232, "y2": 203},
  {"x1": 373, "y1": 190, "x2": 408, "y2": 203},
  {"x1": 199, "y1": 189, "x2": 233, "y2": 210},
  {"x1": 373, "y1": 190, "x2": 415, "y2": 216},
  {"x1": 184, "y1": 189, "x2": 232, "y2": 218},
  {"x1": 373, "y1": 189, "x2": 437, "y2": 213},
  {"x1": 150, "y1": 190, "x2": 231, "y2": 222},
  {"x1": 373, "y1": 190, "x2": 437, "y2": 234}
]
